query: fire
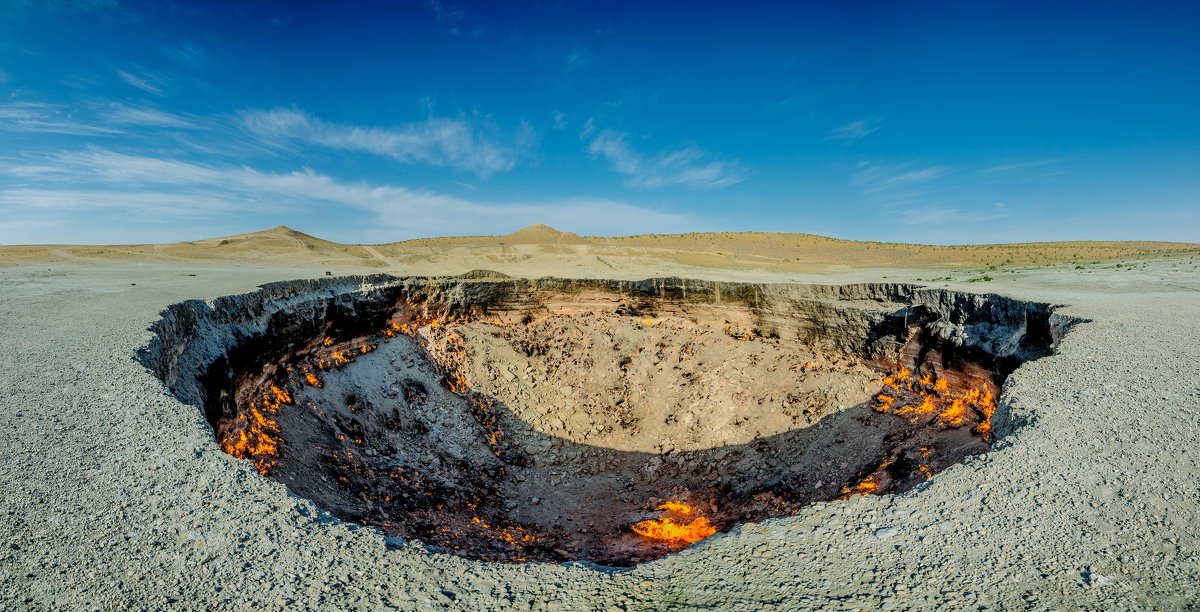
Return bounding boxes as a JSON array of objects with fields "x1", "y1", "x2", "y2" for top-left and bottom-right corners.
[
  {"x1": 469, "y1": 516, "x2": 538, "y2": 547},
  {"x1": 840, "y1": 456, "x2": 892, "y2": 499},
  {"x1": 222, "y1": 384, "x2": 292, "y2": 475},
  {"x1": 303, "y1": 371, "x2": 322, "y2": 387},
  {"x1": 872, "y1": 367, "x2": 997, "y2": 439},
  {"x1": 630, "y1": 500, "x2": 717, "y2": 546},
  {"x1": 840, "y1": 475, "x2": 880, "y2": 498},
  {"x1": 916, "y1": 446, "x2": 934, "y2": 478},
  {"x1": 974, "y1": 392, "x2": 997, "y2": 438}
]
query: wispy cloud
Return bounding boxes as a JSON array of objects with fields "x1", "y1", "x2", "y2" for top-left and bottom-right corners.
[
  {"x1": 850, "y1": 161, "x2": 950, "y2": 195},
  {"x1": 827, "y1": 119, "x2": 879, "y2": 142},
  {"x1": 163, "y1": 41, "x2": 205, "y2": 69},
  {"x1": 0, "y1": 149, "x2": 697, "y2": 242},
  {"x1": 566, "y1": 46, "x2": 592, "y2": 72},
  {"x1": 424, "y1": 0, "x2": 480, "y2": 35},
  {"x1": 980, "y1": 157, "x2": 1069, "y2": 174},
  {"x1": 240, "y1": 107, "x2": 534, "y2": 177},
  {"x1": 115, "y1": 67, "x2": 167, "y2": 96},
  {"x1": 58, "y1": 73, "x2": 99, "y2": 90},
  {"x1": 0, "y1": 102, "x2": 123, "y2": 136},
  {"x1": 585, "y1": 129, "x2": 744, "y2": 190},
  {"x1": 901, "y1": 202, "x2": 1010, "y2": 225},
  {"x1": 846, "y1": 160, "x2": 954, "y2": 213},
  {"x1": 100, "y1": 103, "x2": 200, "y2": 129},
  {"x1": 425, "y1": 0, "x2": 464, "y2": 24}
]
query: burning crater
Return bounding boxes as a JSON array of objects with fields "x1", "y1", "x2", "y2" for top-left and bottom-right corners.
[{"x1": 139, "y1": 274, "x2": 1076, "y2": 566}]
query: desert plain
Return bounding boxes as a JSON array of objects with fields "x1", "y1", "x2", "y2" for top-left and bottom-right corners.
[{"x1": 2, "y1": 225, "x2": 1199, "y2": 609}]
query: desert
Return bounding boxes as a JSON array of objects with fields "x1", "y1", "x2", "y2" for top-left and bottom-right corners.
[{"x1": 2, "y1": 225, "x2": 1199, "y2": 608}]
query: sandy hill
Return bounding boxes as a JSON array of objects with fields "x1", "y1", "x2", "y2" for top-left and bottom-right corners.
[
  {"x1": 502, "y1": 224, "x2": 588, "y2": 245},
  {"x1": 2, "y1": 223, "x2": 1197, "y2": 275},
  {"x1": 184, "y1": 226, "x2": 334, "y2": 252}
]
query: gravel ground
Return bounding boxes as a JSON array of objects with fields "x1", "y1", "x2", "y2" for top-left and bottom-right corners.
[{"x1": 1, "y1": 260, "x2": 1198, "y2": 610}]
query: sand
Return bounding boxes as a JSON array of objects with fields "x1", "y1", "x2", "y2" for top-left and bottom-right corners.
[
  {"x1": 1, "y1": 226, "x2": 1198, "y2": 609},
  {"x1": 3, "y1": 224, "x2": 1197, "y2": 278}
]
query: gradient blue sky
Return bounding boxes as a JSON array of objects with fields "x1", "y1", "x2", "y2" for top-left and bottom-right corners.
[{"x1": 1, "y1": 0, "x2": 1197, "y2": 244}]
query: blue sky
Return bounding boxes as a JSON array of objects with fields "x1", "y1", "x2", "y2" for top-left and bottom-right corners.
[{"x1": 1, "y1": 0, "x2": 1197, "y2": 244}]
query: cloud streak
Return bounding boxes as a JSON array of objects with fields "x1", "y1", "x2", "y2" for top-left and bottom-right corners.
[
  {"x1": 0, "y1": 149, "x2": 698, "y2": 242},
  {"x1": 100, "y1": 104, "x2": 201, "y2": 129},
  {"x1": 850, "y1": 162, "x2": 950, "y2": 196},
  {"x1": 980, "y1": 157, "x2": 1069, "y2": 174},
  {"x1": 900, "y1": 202, "x2": 1010, "y2": 226},
  {"x1": 0, "y1": 102, "x2": 124, "y2": 136},
  {"x1": 585, "y1": 129, "x2": 743, "y2": 190},
  {"x1": 240, "y1": 108, "x2": 534, "y2": 177},
  {"x1": 115, "y1": 68, "x2": 167, "y2": 96},
  {"x1": 827, "y1": 119, "x2": 879, "y2": 142}
]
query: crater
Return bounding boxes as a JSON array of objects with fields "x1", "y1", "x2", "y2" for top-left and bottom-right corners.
[{"x1": 138, "y1": 274, "x2": 1077, "y2": 566}]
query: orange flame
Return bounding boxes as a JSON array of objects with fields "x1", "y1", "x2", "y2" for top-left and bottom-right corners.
[
  {"x1": 304, "y1": 371, "x2": 322, "y2": 387},
  {"x1": 221, "y1": 384, "x2": 292, "y2": 475},
  {"x1": 630, "y1": 501, "x2": 717, "y2": 546},
  {"x1": 840, "y1": 475, "x2": 880, "y2": 498},
  {"x1": 872, "y1": 367, "x2": 997, "y2": 439}
]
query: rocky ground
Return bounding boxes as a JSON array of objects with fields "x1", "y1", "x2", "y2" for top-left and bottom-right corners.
[{"x1": 1, "y1": 257, "x2": 1198, "y2": 609}]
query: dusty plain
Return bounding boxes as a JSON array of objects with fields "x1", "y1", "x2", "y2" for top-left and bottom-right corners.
[{"x1": 1, "y1": 225, "x2": 1199, "y2": 610}]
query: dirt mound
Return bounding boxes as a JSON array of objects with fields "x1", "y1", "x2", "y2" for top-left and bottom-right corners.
[{"x1": 504, "y1": 224, "x2": 588, "y2": 245}]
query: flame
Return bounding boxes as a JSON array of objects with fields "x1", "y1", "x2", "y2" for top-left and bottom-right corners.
[
  {"x1": 875, "y1": 393, "x2": 895, "y2": 411},
  {"x1": 939, "y1": 397, "x2": 968, "y2": 427},
  {"x1": 264, "y1": 385, "x2": 291, "y2": 409},
  {"x1": 974, "y1": 391, "x2": 997, "y2": 439},
  {"x1": 469, "y1": 516, "x2": 538, "y2": 547},
  {"x1": 840, "y1": 457, "x2": 893, "y2": 499},
  {"x1": 840, "y1": 475, "x2": 880, "y2": 498},
  {"x1": 304, "y1": 371, "x2": 322, "y2": 387},
  {"x1": 872, "y1": 367, "x2": 997, "y2": 438},
  {"x1": 630, "y1": 500, "x2": 717, "y2": 546},
  {"x1": 221, "y1": 384, "x2": 292, "y2": 475},
  {"x1": 916, "y1": 446, "x2": 934, "y2": 478}
]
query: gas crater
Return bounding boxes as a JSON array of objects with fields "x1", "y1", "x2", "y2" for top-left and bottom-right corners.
[{"x1": 138, "y1": 273, "x2": 1077, "y2": 567}]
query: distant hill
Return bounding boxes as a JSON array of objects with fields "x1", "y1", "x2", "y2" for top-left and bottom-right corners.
[
  {"x1": 503, "y1": 224, "x2": 588, "y2": 245},
  {"x1": 2, "y1": 223, "x2": 1197, "y2": 273}
]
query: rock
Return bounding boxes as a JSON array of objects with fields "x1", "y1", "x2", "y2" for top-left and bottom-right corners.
[
  {"x1": 875, "y1": 527, "x2": 899, "y2": 539},
  {"x1": 1083, "y1": 568, "x2": 1113, "y2": 587}
]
